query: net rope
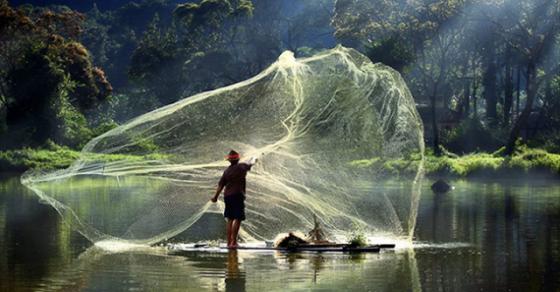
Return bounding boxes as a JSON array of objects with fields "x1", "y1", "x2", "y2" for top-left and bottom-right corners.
[{"x1": 22, "y1": 45, "x2": 424, "y2": 245}]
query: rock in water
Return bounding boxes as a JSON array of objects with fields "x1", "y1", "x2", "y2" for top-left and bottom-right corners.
[
  {"x1": 431, "y1": 179, "x2": 451, "y2": 193},
  {"x1": 21, "y1": 46, "x2": 425, "y2": 245}
]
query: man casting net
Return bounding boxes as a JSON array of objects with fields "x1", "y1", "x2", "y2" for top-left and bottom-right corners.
[{"x1": 22, "y1": 45, "x2": 424, "y2": 245}]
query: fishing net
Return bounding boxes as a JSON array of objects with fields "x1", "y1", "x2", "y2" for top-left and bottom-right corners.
[{"x1": 21, "y1": 45, "x2": 424, "y2": 245}]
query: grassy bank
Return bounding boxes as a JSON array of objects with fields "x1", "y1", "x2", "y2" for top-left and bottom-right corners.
[
  {"x1": 379, "y1": 146, "x2": 560, "y2": 178},
  {"x1": 2, "y1": 144, "x2": 560, "y2": 178},
  {"x1": 0, "y1": 145, "x2": 81, "y2": 172},
  {"x1": 0, "y1": 143, "x2": 169, "y2": 173},
  {"x1": 426, "y1": 151, "x2": 560, "y2": 178}
]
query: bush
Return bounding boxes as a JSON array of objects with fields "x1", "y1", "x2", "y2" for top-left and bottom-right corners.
[
  {"x1": 529, "y1": 129, "x2": 560, "y2": 154},
  {"x1": 442, "y1": 118, "x2": 504, "y2": 154},
  {"x1": 348, "y1": 226, "x2": 368, "y2": 247},
  {"x1": 349, "y1": 145, "x2": 560, "y2": 177},
  {"x1": 53, "y1": 75, "x2": 93, "y2": 148},
  {"x1": 91, "y1": 120, "x2": 119, "y2": 137},
  {"x1": 0, "y1": 145, "x2": 80, "y2": 172},
  {"x1": 365, "y1": 36, "x2": 414, "y2": 72}
]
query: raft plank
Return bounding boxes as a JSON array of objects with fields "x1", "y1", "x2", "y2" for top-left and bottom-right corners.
[{"x1": 169, "y1": 243, "x2": 395, "y2": 254}]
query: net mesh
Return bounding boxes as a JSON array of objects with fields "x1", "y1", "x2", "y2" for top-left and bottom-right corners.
[{"x1": 22, "y1": 45, "x2": 424, "y2": 245}]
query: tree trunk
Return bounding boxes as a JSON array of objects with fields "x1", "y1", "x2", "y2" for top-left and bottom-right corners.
[
  {"x1": 504, "y1": 62, "x2": 536, "y2": 156},
  {"x1": 430, "y1": 87, "x2": 441, "y2": 156},
  {"x1": 503, "y1": 48, "x2": 514, "y2": 125},
  {"x1": 483, "y1": 55, "x2": 497, "y2": 122},
  {"x1": 515, "y1": 65, "x2": 521, "y2": 118},
  {"x1": 463, "y1": 81, "x2": 470, "y2": 118},
  {"x1": 472, "y1": 77, "x2": 478, "y2": 116},
  {"x1": 461, "y1": 57, "x2": 470, "y2": 118}
]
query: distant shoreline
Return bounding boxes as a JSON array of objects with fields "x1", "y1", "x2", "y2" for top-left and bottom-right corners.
[{"x1": 1, "y1": 146, "x2": 559, "y2": 179}]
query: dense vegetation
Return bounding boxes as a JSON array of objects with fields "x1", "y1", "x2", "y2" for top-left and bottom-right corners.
[
  {"x1": 1, "y1": 0, "x2": 559, "y2": 175},
  {"x1": 333, "y1": 0, "x2": 560, "y2": 157}
]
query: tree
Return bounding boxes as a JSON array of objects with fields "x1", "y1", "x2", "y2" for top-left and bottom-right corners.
[
  {"x1": 332, "y1": 0, "x2": 466, "y2": 155},
  {"x1": 487, "y1": 0, "x2": 560, "y2": 155},
  {"x1": 0, "y1": 3, "x2": 112, "y2": 148},
  {"x1": 365, "y1": 36, "x2": 414, "y2": 72},
  {"x1": 129, "y1": 14, "x2": 183, "y2": 105},
  {"x1": 173, "y1": 0, "x2": 254, "y2": 53}
]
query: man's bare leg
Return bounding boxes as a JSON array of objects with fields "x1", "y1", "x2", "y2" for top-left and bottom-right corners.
[
  {"x1": 226, "y1": 219, "x2": 234, "y2": 247},
  {"x1": 231, "y1": 219, "x2": 241, "y2": 247}
]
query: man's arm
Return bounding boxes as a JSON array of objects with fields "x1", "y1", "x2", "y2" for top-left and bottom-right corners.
[
  {"x1": 211, "y1": 184, "x2": 224, "y2": 203},
  {"x1": 241, "y1": 156, "x2": 258, "y2": 170},
  {"x1": 247, "y1": 156, "x2": 258, "y2": 165}
]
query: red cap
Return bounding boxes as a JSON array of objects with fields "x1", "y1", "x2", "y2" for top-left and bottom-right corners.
[
  {"x1": 226, "y1": 150, "x2": 240, "y2": 161},
  {"x1": 226, "y1": 153, "x2": 240, "y2": 160}
]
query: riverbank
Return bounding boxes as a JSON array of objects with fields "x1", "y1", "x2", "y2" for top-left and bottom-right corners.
[
  {"x1": 0, "y1": 144, "x2": 80, "y2": 173},
  {"x1": 390, "y1": 146, "x2": 560, "y2": 178},
  {"x1": 1, "y1": 145, "x2": 560, "y2": 178},
  {"x1": 0, "y1": 143, "x2": 168, "y2": 174},
  {"x1": 352, "y1": 145, "x2": 560, "y2": 178}
]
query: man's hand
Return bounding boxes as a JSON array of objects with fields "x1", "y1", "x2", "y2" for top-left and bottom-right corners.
[{"x1": 212, "y1": 185, "x2": 223, "y2": 203}]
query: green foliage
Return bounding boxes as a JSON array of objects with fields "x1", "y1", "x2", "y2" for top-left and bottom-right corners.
[
  {"x1": 365, "y1": 36, "x2": 414, "y2": 71},
  {"x1": 0, "y1": 142, "x2": 170, "y2": 172},
  {"x1": 235, "y1": 0, "x2": 254, "y2": 17},
  {"x1": 348, "y1": 225, "x2": 367, "y2": 247},
  {"x1": 333, "y1": 0, "x2": 560, "y2": 155},
  {"x1": 3, "y1": 42, "x2": 65, "y2": 147},
  {"x1": 349, "y1": 157, "x2": 380, "y2": 168},
  {"x1": 129, "y1": 14, "x2": 183, "y2": 104},
  {"x1": 0, "y1": 3, "x2": 112, "y2": 150},
  {"x1": 350, "y1": 146, "x2": 560, "y2": 177},
  {"x1": 131, "y1": 135, "x2": 160, "y2": 153},
  {"x1": 530, "y1": 76, "x2": 560, "y2": 153},
  {"x1": 530, "y1": 130, "x2": 560, "y2": 154},
  {"x1": 91, "y1": 120, "x2": 119, "y2": 137},
  {"x1": 439, "y1": 153, "x2": 502, "y2": 176},
  {"x1": 428, "y1": 148, "x2": 560, "y2": 176},
  {"x1": 53, "y1": 74, "x2": 93, "y2": 148},
  {"x1": 79, "y1": 0, "x2": 334, "y2": 124},
  {"x1": 506, "y1": 146, "x2": 560, "y2": 174},
  {"x1": 332, "y1": 0, "x2": 465, "y2": 48},
  {"x1": 442, "y1": 118, "x2": 504, "y2": 154},
  {"x1": 2, "y1": 0, "x2": 559, "y2": 158},
  {"x1": 174, "y1": 0, "x2": 234, "y2": 29},
  {"x1": 0, "y1": 144, "x2": 80, "y2": 172}
]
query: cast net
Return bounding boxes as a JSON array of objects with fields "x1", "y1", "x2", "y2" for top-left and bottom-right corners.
[{"x1": 21, "y1": 45, "x2": 424, "y2": 245}]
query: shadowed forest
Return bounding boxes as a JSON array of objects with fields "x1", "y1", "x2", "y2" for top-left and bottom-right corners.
[{"x1": 1, "y1": 0, "x2": 560, "y2": 175}]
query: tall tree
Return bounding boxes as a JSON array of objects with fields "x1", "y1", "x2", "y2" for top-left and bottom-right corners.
[
  {"x1": 0, "y1": 2, "x2": 112, "y2": 148},
  {"x1": 487, "y1": 0, "x2": 560, "y2": 155},
  {"x1": 332, "y1": 0, "x2": 466, "y2": 155}
]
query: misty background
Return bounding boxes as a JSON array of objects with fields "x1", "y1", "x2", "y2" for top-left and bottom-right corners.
[{"x1": 1, "y1": 0, "x2": 559, "y2": 157}]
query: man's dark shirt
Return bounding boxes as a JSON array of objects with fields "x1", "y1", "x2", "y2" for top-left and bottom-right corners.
[{"x1": 219, "y1": 163, "x2": 252, "y2": 197}]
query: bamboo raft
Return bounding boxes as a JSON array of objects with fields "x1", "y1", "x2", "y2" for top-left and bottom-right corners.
[{"x1": 169, "y1": 242, "x2": 395, "y2": 254}]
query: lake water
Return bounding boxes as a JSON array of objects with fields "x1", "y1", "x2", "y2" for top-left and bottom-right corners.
[{"x1": 1, "y1": 174, "x2": 559, "y2": 291}]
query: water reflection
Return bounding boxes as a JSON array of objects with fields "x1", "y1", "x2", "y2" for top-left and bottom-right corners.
[
  {"x1": 1, "y1": 176, "x2": 560, "y2": 291},
  {"x1": 414, "y1": 179, "x2": 560, "y2": 291},
  {"x1": 23, "y1": 243, "x2": 416, "y2": 291},
  {"x1": 226, "y1": 250, "x2": 245, "y2": 292}
]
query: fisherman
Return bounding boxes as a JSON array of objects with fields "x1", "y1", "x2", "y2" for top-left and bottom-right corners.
[{"x1": 211, "y1": 150, "x2": 257, "y2": 248}]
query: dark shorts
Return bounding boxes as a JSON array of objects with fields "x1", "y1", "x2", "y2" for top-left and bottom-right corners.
[{"x1": 224, "y1": 193, "x2": 245, "y2": 221}]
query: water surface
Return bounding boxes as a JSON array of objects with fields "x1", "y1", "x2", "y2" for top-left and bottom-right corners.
[{"x1": 1, "y1": 175, "x2": 559, "y2": 291}]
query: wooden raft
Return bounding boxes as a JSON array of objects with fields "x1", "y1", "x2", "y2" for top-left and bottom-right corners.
[{"x1": 169, "y1": 243, "x2": 395, "y2": 254}]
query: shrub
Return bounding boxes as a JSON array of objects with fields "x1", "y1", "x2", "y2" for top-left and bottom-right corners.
[
  {"x1": 348, "y1": 226, "x2": 368, "y2": 247},
  {"x1": 442, "y1": 118, "x2": 503, "y2": 154}
]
